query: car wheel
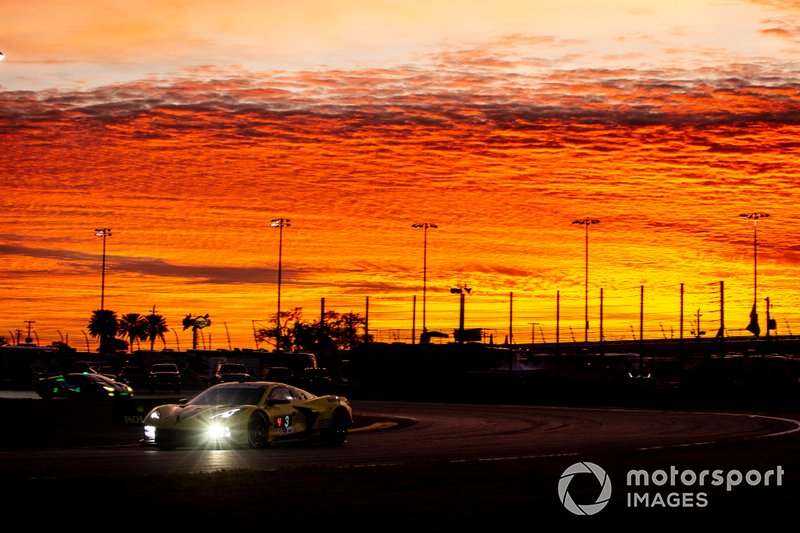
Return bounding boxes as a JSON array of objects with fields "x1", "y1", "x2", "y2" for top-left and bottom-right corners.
[
  {"x1": 323, "y1": 409, "x2": 349, "y2": 447},
  {"x1": 247, "y1": 412, "x2": 269, "y2": 448}
]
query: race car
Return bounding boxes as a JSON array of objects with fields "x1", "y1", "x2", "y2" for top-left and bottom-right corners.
[
  {"x1": 35, "y1": 372, "x2": 134, "y2": 400},
  {"x1": 140, "y1": 381, "x2": 353, "y2": 450}
]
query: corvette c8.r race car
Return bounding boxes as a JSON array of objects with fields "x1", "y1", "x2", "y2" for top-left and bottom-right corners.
[{"x1": 140, "y1": 381, "x2": 353, "y2": 450}]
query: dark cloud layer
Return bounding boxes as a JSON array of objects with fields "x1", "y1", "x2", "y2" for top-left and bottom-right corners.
[
  {"x1": 0, "y1": 244, "x2": 279, "y2": 284},
  {"x1": 3, "y1": 50, "x2": 800, "y2": 140}
]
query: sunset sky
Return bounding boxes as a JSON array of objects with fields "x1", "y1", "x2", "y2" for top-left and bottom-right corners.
[{"x1": 2, "y1": 0, "x2": 799, "y2": 351}]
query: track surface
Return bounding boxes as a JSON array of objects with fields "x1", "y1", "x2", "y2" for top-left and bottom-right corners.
[
  {"x1": 3, "y1": 399, "x2": 799, "y2": 526},
  {"x1": 1, "y1": 401, "x2": 797, "y2": 476}
]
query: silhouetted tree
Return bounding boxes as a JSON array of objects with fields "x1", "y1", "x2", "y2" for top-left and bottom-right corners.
[
  {"x1": 255, "y1": 308, "x2": 302, "y2": 352},
  {"x1": 313, "y1": 311, "x2": 372, "y2": 351},
  {"x1": 292, "y1": 320, "x2": 322, "y2": 352},
  {"x1": 343, "y1": 311, "x2": 373, "y2": 349},
  {"x1": 256, "y1": 308, "x2": 372, "y2": 353},
  {"x1": 182, "y1": 313, "x2": 211, "y2": 350},
  {"x1": 144, "y1": 306, "x2": 169, "y2": 351},
  {"x1": 118, "y1": 312, "x2": 148, "y2": 353},
  {"x1": 87, "y1": 309, "x2": 119, "y2": 355}
]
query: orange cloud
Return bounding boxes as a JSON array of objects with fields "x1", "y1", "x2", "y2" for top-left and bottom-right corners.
[{"x1": 2, "y1": 49, "x2": 800, "y2": 348}]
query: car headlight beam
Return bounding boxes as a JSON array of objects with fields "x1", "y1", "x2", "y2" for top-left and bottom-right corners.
[
  {"x1": 207, "y1": 423, "x2": 231, "y2": 441},
  {"x1": 206, "y1": 410, "x2": 241, "y2": 442}
]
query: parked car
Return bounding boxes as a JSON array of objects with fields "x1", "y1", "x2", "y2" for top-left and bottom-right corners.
[
  {"x1": 260, "y1": 366, "x2": 294, "y2": 382},
  {"x1": 147, "y1": 363, "x2": 182, "y2": 394},
  {"x1": 35, "y1": 373, "x2": 134, "y2": 400},
  {"x1": 297, "y1": 367, "x2": 334, "y2": 394},
  {"x1": 140, "y1": 381, "x2": 352, "y2": 449},
  {"x1": 211, "y1": 362, "x2": 252, "y2": 385}
]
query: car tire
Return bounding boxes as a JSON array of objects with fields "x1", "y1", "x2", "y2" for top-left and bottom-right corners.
[
  {"x1": 155, "y1": 436, "x2": 178, "y2": 451},
  {"x1": 247, "y1": 412, "x2": 269, "y2": 448},
  {"x1": 323, "y1": 409, "x2": 349, "y2": 447}
]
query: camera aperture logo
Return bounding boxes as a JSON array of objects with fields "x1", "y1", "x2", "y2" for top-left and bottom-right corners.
[
  {"x1": 558, "y1": 462, "x2": 612, "y2": 515},
  {"x1": 558, "y1": 462, "x2": 785, "y2": 515}
]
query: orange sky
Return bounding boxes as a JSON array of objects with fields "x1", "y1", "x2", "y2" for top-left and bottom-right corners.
[{"x1": 2, "y1": 1, "x2": 800, "y2": 351}]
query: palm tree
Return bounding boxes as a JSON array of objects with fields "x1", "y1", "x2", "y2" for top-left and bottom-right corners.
[
  {"x1": 118, "y1": 313, "x2": 148, "y2": 353},
  {"x1": 87, "y1": 309, "x2": 119, "y2": 355},
  {"x1": 144, "y1": 305, "x2": 169, "y2": 351},
  {"x1": 183, "y1": 313, "x2": 211, "y2": 350}
]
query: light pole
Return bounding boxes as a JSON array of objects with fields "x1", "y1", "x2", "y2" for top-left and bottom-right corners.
[
  {"x1": 571, "y1": 217, "x2": 600, "y2": 343},
  {"x1": 740, "y1": 212, "x2": 769, "y2": 336},
  {"x1": 271, "y1": 218, "x2": 291, "y2": 350},
  {"x1": 450, "y1": 284, "x2": 471, "y2": 343},
  {"x1": 412, "y1": 222, "x2": 437, "y2": 339},
  {"x1": 95, "y1": 228, "x2": 111, "y2": 310}
]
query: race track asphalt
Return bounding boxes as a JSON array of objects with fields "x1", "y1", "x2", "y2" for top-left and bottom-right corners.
[{"x1": 3, "y1": 390, "x2": 799, "y2": 529}]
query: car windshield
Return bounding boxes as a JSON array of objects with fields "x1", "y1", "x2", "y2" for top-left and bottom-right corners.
[
  {"x1": 188, "y1": 385, "x2": 266, "y2": 406},
  {"x1": 151, "y1": 364, "x2": 177, "y2": 372},
  {"x1": 220, "y1": 364, "x2": 246, "y2": 373},
  {"x1": 62, "y1": 374, "x2": 91, "y2": 384}
]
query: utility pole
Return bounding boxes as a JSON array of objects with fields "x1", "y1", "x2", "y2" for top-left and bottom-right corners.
[
  {"x1": 599, "y1": 288, "x2": 604, "y2": 355},
  {"x1": 680, "y1": 283, "x2": 684, "y2": 358},
  {"x1": 765, "y1": 297, "x2": 772, "y2": 340},
  {"x1": 718, "y1": 280, "x2": 725, "y2": 356},
  {"x1": 24, "y1": 320, "x2": 35, "y2": 344},
  {"x1": 528, "y1": 322, "x2": 539, "y2": 345},
  {"x1": 412, "y1": 295, "x2": 417, "y2": 345},
  {"x1": 508, "y1": 291, "x2": 513, "y2": 346}
]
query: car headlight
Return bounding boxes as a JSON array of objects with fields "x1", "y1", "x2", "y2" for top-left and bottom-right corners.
[
  {"x1": 143, "y1": 425, "x2": 156, "y2": 441},
  {"x1": 207, "y1": 424, "x2": 231, "y2": 440},
  {"x1": 205, "y1": 409, "x2": 241, "y2": 441},
  {"x1": 147, "y1": 409, "x2": 161, "y2": 421}
]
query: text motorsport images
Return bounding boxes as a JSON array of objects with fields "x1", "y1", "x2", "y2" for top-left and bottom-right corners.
[{"x1": 557, "y1": 462, "x2": 785, "y2": 515}]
